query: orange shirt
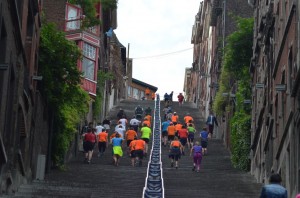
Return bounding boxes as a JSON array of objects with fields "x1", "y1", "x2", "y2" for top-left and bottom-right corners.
[
  {"x1": 145, "y1": 115, "x2": 152, "y2": 123},
  {"x1": 98, "y1": 132, "x2": 108, "y2": 142},
  {"x1": 171, "y1": 140, "x2": 181, "y2": 147},
  {"x1": 184, "y1": 116, "x2": 193, "y2": 124},
  {"x1": 125, "y1": 130, "x2": 137, "y2": 140},
  {"x1": 171, "y1": 115, "x2": 178, "y2": 123},
  {"x1": 167, "y1": 125, "x2": 176, "y2": 136},
  {"x1": 175, "y1": 124, "x2": 183, "y2": 131},
  {"x1": 134, "y1": 139, "x2": 145, "y2": 150},
  {"x1": 129, "y1": 140, "x2": 137, "y2": 151},
  {"x1": 143, "y1": 120, "x2": 151, "y2": 127}
]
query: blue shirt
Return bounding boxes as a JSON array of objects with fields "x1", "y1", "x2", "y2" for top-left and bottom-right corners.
[
  {"x1": 161, "y1": 120, "x2": 170, "y2": 131},
  {"x1": 260, "y1": 184, "x2": 287, "y2": 198},
  {"x1": 200, "y1": 131, "x2": 209, "y2": 142},
  {"x1": 112, "y1": 137, "x2": 123, "y2": 146}
]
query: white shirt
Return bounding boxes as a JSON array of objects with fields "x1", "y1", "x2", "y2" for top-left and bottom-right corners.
[
  {"x1": 119, "y1": 118, "x2": 127, "y2": 128},
  {"x1": 95, "y1": 125, "x2": 104, "y2": 135},
  {"x1": 130, "y1": 118, "x2": 141, "y2": 126},
  {"x1": 115, "y1": 127, "x2": 125, "y2": 139},
  {"x1": 115, "y1": 124, "x2": 125, "y2": 131}
]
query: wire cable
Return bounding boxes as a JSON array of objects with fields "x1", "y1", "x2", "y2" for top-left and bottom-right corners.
[{"x1": 132, "y1": 47, "x2": 193, "y2": 60}]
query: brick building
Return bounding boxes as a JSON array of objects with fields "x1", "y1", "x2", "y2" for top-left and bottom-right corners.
[
  {"x1": 188, "y1": 0, "x2": 253, "y2": 144},
  {"x1": 0, "y1": 0, "x2": 46, "y2": 195},
  {"x1": 127, "y1": 78, "x2": 157, "y2": 100},
  {"x1": 250, "y1": 0, "x2": 300, "y2": 196}
]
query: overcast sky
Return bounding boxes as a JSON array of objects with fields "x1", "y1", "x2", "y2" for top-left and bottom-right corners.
[{"x1": 114, "y1": 0, "x2": 201, "y2": 97}]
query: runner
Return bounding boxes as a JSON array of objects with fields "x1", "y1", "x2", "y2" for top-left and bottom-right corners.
[
  {"x1": 167, "y1": 122, "x2": 176, "y2": 145},
  {"x1": 171, "y1": 112, "x2": 179, "y2": 125},
  {"x1": 177, "y1": 93, "x2": 184, "y2": 106},
  {"x1": 129, "y1": 116, "x2": 141, "y2": 132},
  {"x1": 200, "y1": 127, "x2": 209, "y2": 155},
  {"x1": 184, "y1": 113, "x2": 194, "y2": 126},
  {"x1": 175, "y1": 121, "x2": 183, "y2": 137},
  {"x1": 140, "y1": 123, "x2": 152, "y2": 157},
  {"x1": 133, "y1": 138, "x2": 146, "y2": 167},
  {"x1": 135, "y1": 105, "x2": 144, "y2": 120},
  {"x1": 115, "y1": 124, "x2": 126, "y2": 140},
  {"x1": 177, "y1": 125, "x2": 188, "y2": 155},
  {"x1": 161, "y1": 119, "x2": 171, "y2": 146},
  {"x1": 187, "y1": 123, "x2": 196, "y2": 149},
  {"x1": 111, "y1": 133, "x2": 123, "y2": 166},
  {"x1": 128, "y1": 138, "x2": 137, "y2": 167},
  {"x1": 97, "y1": 128, "x2": 108, "y2": 157},
  {"x1": 190, "y1": 141, "x2": 204, "y2": 172},
  {"x1": 125, "y1": 127, "x2": 138, "y2": 147},
  {"x1": 118, "y1": 115, "x2": 128, "y2": 130},
  {"x1": 82, "y1": 128, "x2": 96, "y2": 164},
  {"x1": 142, "y1": 117, "x2": 151, "y2": 128},
  {"x1": 102, "y1": 118, "x2": 111, "y2": 131},
  {"x1": 169, "y1": 136, "x2": 183, "y2": 169}
]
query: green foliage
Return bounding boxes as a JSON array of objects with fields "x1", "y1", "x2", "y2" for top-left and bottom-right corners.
[
  {"x1": 101, "y1": 0, "x2": 118, "y2": 10},
  {"x1": 230, "y1": 112, "x2": 251, "y2": 170},
  {"x1": 68, "y1": 0, "x2": 101, "y2": 27},
  {"x1": 39, "y1": 23, "x2": 89, "y2": 167},
  {"x1": 212, "y1": 17, "x2": 254, "y2": 171},
  {"x1": 93, "y1": 71, "x2": 114, "y2": 119},
  {"x1": 68, "y1": 0, "x2": 118, "y2": 28}
]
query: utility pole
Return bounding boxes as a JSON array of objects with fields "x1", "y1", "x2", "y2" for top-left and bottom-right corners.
[{"x1": 125, "y1": 43, "x2": 130, "y2": 99}]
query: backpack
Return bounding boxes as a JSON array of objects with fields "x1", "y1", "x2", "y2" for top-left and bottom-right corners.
[{"x1": 135, "y1": 107, "x2": 143, "y2": 115}]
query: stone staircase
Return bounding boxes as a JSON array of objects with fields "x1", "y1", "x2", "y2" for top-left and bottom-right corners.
[{"x1": 4, "y1": 99, "x2": 262, "y2": 197}]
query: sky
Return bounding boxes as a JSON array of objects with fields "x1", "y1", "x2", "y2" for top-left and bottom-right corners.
[{"x1": 114, "y1": 0, "x2": 201, "y2": 97}]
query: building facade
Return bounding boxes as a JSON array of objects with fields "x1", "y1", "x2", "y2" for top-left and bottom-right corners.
[
  {"x1": 0, "y1": 0, "x2": 46, "y2": 195},
  {"x1": 250, "y1": 0, "x2": 300, "y2": 197}
]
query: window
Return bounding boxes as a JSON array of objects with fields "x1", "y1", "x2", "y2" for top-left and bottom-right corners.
[
  {"x1": 65, "y1": 4, "x2": 81, "y2": 31},
  {"x1": 133, "y1": 88, "x2": 138, "y2": 99},
  {"x1": 127, "y1": 86, "x2": 132, "y2": 97},
  {"x1": 82, "y1": 57, "x2": 95, "y2": 80},
  {"x1": 83, "y1": 43, "x2": 96, "y2": 60},
  {"x1": 82, "y1": 43, "x2": 96, "y2": 80}
]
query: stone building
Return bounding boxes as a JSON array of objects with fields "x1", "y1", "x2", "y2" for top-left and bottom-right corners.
[
  {"x1": 188, "y1": 0, "x2": 253, "y2": 145},
  {"x1": 0, "y1": 0, "x2": 46, "y2": 195},
  {"x1": 249, "y1": 0, "x2": 300, "y2": 196}
]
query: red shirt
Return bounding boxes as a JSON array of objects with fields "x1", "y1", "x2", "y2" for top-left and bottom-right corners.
[
  {"x1": 178, "y1": 129, "x2": 188, "y2": 138},
  {"x1": 85, "y1": 133, "x2": 96, "y2": 143}
]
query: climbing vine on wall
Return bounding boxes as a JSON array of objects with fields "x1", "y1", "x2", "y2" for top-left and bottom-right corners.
[
  {"x1": 39, "y1": 23, "x2": 89, "y2": 167},
  {"x1": 213, "y1": 17, "x2": 254, "y2": 171}
]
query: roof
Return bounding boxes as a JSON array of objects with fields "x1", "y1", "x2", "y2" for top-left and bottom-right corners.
[{"x1": 132, "y1": 78, "x2": 158, "y2": 92}]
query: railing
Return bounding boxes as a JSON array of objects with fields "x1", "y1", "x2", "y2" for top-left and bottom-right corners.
[
  {"x1": 65, "y1": 18, "x2": 99, "y2": 35},
  {"x1": 143, "y1": 95, "x2": 165, "y2": 198}
]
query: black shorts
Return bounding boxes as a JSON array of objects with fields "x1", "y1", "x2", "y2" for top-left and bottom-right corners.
[
  {"x1": 201, "y1": 141, "x2": 208, "y2": 148},
  {"x1": 168, "y1": 135, "x2": 175, "y2": 141},
  {"x1": 188, "y1": 133, "x2": 195, "y2": 142},
  {"x1": 130, "y1": 150, "x2": 136, "y2": 158},
  {"x1": 169, "y1": 148, "x2": 181, "y2": 160},
  {"x1": 180, "y1": 138, "x2": 187, "y2": 146},
  {"x1": 127, "y1": 140, "x2": 133, "y2": 147},
  {"x1": 135, "y1": 149, "x2": 144, "y2": 159},
  {"x1": 162, "y1": 131, "x2": 168, "y2": 137},
  {"x1": 142, "y1": 138, "x2": 149, "y2": 143},
  {"x1": 83, "y1": 141, "x2": 95, "y2": 152}
]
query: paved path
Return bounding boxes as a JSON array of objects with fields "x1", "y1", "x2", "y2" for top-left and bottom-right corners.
[{"x1": 7, "y1": 99, "x2": 262, "y2": 197}]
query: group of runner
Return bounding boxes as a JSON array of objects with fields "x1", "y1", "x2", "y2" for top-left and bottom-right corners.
[
  {"x1": 161, "y1": 105, "x2": 210, "y2": 172},
  {"x1": 81, "y1": 103, "x2": 211, "y2": 172},
  {"x1": 81, "y1": 107, "x2": 153, "y2": 166}
]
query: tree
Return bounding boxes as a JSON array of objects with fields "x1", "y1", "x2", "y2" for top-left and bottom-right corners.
[{"x1": 39, "y1": 23, "x2": 89, "y2": 167}]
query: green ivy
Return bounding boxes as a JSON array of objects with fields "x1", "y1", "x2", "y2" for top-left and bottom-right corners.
[
  {"x1": 39, "y1": 23, "x2": 89, "y2": 167},
  {"x1": 68, "y1": 0, "x2": 118, "y2": 28},
  {"x1": 213, "y1": 17, "x2": 254, "y2": 171},
  {"x1": 93, "y1": 71, "x2": 114, "y2": 120}
]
